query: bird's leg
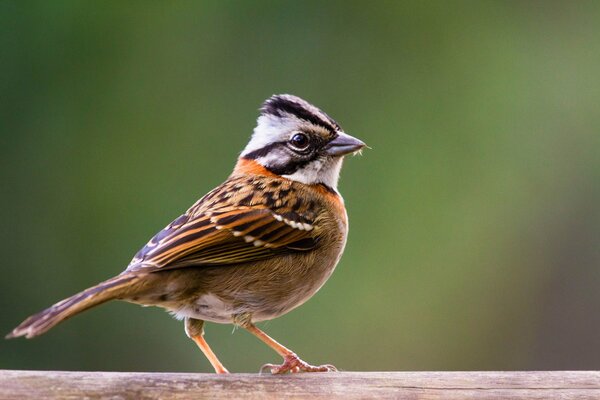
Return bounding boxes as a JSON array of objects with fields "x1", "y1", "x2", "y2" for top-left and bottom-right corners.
[
  {"x1": 184, "y1": 318, "x2": 229, "y2": 374},
  {"x1": 243, "y1": 322, "x2": 337, "y2": 374}
]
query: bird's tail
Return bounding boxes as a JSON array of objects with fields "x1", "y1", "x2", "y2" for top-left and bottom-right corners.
[{"x1": 6, "y1": 273, "x2": 141, "y2": 339}]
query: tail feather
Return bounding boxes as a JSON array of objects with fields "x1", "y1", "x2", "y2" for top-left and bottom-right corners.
[{"x1": 6, "y1": 273, "x2": 140, "y2": 339}]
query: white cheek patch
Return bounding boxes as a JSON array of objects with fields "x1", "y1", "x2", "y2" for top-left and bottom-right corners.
[
  {"x1": 254, "y1": 147, "x2": 290, "y2": 172},
  {"x1": 282, "y1": 159, "x2": 323, "y2": 185},
  {"x1": 283, "y1": 157, "x2": 343, "y2": 190}
]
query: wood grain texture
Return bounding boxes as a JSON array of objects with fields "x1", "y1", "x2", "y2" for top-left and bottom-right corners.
[{"x1": 1, "y1": 370, "x2": 599, "y2": 399}]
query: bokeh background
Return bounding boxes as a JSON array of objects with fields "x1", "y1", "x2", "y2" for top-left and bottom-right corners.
[{"x1": 2, "y1": 1, "x2": 599, "y2": 372}]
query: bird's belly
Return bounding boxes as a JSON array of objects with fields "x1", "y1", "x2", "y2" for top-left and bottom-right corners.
[
  {"x1": 172, "y1": 293, "x2": 238, "y2": 323},
  {"x1": 171, "y1": 289, "x2": 312, "y2": 324},
  {"x1": 151, "y1": 242, "x2": 345, "y2": 324}
]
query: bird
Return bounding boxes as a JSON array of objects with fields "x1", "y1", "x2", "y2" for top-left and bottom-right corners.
[{"x1": 7, "y1": 94, "x2": 366, "y2": 374}]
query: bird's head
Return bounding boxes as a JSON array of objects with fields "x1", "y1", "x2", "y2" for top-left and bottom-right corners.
[{"x1": 237, "y1": 94, "x2": 365, "y2": 191}]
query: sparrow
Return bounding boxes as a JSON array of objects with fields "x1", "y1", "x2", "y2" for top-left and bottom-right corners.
[{"x1": 7, "y1": 94, "x2": 365, "y2": 374}]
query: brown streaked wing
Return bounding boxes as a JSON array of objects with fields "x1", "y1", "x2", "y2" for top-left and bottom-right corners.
[
  {"x1": 210, "y1": 207, "x2": 316, "y2": 248},
  {"x1": 127, "y1": 205, "x2": 316, "y2": 272}
]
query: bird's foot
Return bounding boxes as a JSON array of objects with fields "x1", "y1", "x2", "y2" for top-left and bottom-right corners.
[{"x1": 260, "y1": 353, "x2": 337, "y2": 374}]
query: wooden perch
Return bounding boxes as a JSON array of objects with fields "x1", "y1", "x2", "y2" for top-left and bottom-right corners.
[{"x1": 0, "y1": 370, "x2": 599, "y2": 399}]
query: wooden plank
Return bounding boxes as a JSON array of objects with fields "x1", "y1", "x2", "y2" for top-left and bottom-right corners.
[{"x1": 0, "y1": 370, "x2": 599, "y2": 399}]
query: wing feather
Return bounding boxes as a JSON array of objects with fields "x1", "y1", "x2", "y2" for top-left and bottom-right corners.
[{"x1": 127, "y1": 184, "x2": 317, "y2": 273}]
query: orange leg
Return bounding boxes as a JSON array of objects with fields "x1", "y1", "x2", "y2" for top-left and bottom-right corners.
[
  {"x1": 190, "y1": 334, "x2": 229, "y2": 374},
  {"x1": 244, "y1": 323, "x2": 336, "y2": 374},
  {"x1": 185, "y1": 318, "x2": 229, "y2": 374}
]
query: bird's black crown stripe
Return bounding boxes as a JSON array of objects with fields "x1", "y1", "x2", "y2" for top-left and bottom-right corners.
[{"x1": 261, "y1": 96, "x2": 340, "y2": 133}]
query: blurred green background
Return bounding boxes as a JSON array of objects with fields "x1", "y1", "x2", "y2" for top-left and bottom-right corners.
[{"x1": 1, "y1": 1, "x2": 599, "y2": 372}]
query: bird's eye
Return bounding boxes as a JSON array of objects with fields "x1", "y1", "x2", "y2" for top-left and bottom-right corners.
[{"x1": 289, "y1": 133, "x2": 310, "y2": 150}]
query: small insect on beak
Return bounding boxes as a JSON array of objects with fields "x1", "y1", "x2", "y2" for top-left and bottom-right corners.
[{"x1": 324, "y1": 132, "x2": 367, "y2": 156}]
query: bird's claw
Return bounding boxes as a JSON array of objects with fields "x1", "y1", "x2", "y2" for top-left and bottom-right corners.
[{"x1": 259, "y1": 353, "x2": 337, "y2": 374}]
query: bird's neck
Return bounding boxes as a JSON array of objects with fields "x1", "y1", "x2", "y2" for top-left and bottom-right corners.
[
  {"x1": 232, "y1": 158, "x2": 342, "y2": 199},
  {"x1": 232, "y1": 158, "x2": 279, "y2": 178}
]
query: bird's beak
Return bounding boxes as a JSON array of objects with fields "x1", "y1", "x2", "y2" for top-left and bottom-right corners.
[{"x1": 324, "y1": 132, "x2": 367, "y2": 156}]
